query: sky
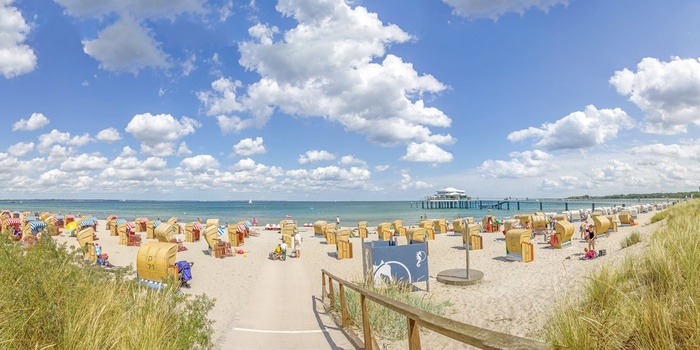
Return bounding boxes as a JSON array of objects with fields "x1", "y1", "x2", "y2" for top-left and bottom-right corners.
[{"x1": 1, "y1": 0, "x2": 700, "y2": 201}]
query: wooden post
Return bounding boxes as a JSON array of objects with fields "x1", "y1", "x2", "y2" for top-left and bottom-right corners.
[
  {"x1": 329, "y1": 278, "x2": 335, "y2": 310},
  {"x1": 408, "y1": 317, "x2": 421, "y2": 350},
  {"x1": 322, "y1": 272, "x2": 327, "y2": 303},
  {"x1": 340, "y1": 284, "x2": 352, "y2": 327},
  {"x1": 361, "y1": 294, "x2": 372, "y2": 350}
]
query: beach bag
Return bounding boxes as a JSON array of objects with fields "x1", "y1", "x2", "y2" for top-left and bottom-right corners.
[{"x1": 599, "y1": 249, "x2": 607, "y2": 257}]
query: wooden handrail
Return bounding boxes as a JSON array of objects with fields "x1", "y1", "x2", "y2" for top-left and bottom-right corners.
[{"x1": 321, "y1": 269, "x2": 550, "y2": 350}]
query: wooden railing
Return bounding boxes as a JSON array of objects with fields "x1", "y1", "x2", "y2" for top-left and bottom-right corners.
[{"x1": 321, "y1": 269, "x2": 550, "y2": 350}]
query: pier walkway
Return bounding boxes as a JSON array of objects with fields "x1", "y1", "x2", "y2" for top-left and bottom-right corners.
[{"x1": 417, "y1": 198, "x2": 677, "y2": 211}]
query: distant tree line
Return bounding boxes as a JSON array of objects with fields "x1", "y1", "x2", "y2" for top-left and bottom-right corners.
[{"x1": 567, "y1": 192, "x2": 699, "y2": 200}]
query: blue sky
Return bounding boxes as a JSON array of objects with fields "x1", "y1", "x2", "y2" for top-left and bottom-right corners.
[{"x1": 1, "y1": 0, "x2": 700, "y2": 201}]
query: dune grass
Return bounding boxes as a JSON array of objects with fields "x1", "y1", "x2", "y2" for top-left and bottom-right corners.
[
  {"x1": 0, "y1": 235, "x2": 214, "y2": 350},
  {"x1": 544, "y1": 200, "x2": 700, "y2": 349},
  {"x1": 650, "y1": 208, "x2": 671, "y2": 223},
  {"x1": 330, "y1": 277, "x2": 450, "y2": 341},
  {"x1": 620, "y1": 231, "x2": 642, "y2": 249}
]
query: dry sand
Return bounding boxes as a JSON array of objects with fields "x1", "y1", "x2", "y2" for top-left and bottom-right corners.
[{"x1": 52, "y1": 211, "x2": 661, "y2": 349}]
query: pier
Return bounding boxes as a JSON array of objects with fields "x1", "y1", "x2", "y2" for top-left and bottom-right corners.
[{"x1": 418, "y1": 198, "x2": 678, "y2": 212}]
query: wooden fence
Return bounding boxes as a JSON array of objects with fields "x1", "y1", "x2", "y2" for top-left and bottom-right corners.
[{"x1": 321, "y1": 269, "x2": 550, "y2": 350}]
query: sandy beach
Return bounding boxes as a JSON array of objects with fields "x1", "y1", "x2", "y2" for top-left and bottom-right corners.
[{"x1": 49, "y1": 210, "x2": 660, "y2": 349}]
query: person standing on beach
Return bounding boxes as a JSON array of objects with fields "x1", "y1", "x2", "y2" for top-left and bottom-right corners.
[
  {"x1": 336, "y1": 216, "x2": 340, "y2": 228},
  {"x1": 293, "y1": 229, "x2": 302, "y2": 258},
  {"x1": 586, "y1": 225, "x2": 596, "y2": 251}
]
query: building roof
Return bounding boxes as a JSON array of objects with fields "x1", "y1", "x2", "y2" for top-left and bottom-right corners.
[{"x1": 438, "y1": 187, "x2": 464, "y2": 194}]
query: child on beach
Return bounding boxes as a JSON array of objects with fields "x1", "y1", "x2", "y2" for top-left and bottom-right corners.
[{"x1": 583, "y1": 247, "x2": 597, "y2": 260}]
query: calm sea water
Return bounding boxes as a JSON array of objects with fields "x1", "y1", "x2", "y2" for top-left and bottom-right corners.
[{"x1": 0, "y1": 199, "x2": 667, "y2": 227}]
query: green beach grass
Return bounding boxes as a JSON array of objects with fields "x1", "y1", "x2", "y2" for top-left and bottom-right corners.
[
  {"x1": 620, "y1": 230, "x2": 641, "y2": 249},
  {"x1": 544, "y1": 199, "x2": 700, "y2": 349},
  {"x1": 0, "y1": 236, "x2": 214, "y2": 350},
  {"x1": 330, "y1": 277, "x2": 450, "y2": 341}
]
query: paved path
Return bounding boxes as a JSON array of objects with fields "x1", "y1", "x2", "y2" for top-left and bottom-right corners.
[{"x1": 214, "y1": 256, "x2": 354, "y2": 350}]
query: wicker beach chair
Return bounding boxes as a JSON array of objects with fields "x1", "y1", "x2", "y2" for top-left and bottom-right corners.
[
  {"x1": 433, "y1": 218, "x2": 447, "y2": 234},
  {"x1": 418, "y1": 220, "x2": 435, "y2": 240},
  {"x1": 505, "y1": 229, "x2": 534, "y2": 262},
  {"x1": 593, "y1": 215, "x2": 611, "y2": 238},
  {"x1": 408, "y1": 227, "x2": 428, "y2": 244},
  {"x1": 391, "y1": 220, "x2": 406, "y2": 236},
  {"x1": 324, "y1": 224, "x2": 336, "y2": 245},
  {"x1": 376, "y1": 222, "x2": 392, "y2": 241},
  {"x1": 314, "y1": 221, "x2": 327, "y2": 236},
  {"x1": 77, "y1": 227, "x2": 96, "y2": 263},
  {"x1": 550, "y1": 220, "x2": 574, "y2": 248},
  {"x1": 136, "y1": 242, "x2": 178, "y2": 289},
  {"x1": 185, "y1": 222, "x2": 202, "y2": 242},
  {"x1": 357, "y1": 221, "x2": 368, "y2": 238},
  {"x1": 335, "y1": 228, "x2": 352, "y2": 259}
]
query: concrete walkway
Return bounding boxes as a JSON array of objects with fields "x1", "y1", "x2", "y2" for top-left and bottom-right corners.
[{"x1": 214, "y1": 256, "x2": 354, "y2": 350}]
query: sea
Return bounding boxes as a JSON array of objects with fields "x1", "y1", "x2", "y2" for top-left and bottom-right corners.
[{"x1": 0, "y1": 198, "x2": 668, "y2": 226}]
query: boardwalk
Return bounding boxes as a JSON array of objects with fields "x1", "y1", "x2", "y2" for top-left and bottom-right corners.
[{"x1": 214, "y1": 256, "x2": 354, "y2": 350}]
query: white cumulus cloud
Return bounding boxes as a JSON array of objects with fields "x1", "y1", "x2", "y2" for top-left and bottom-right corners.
[
  {"x1": 539, "y1": 175, "x2": 591, "y2": 192},
  {"x1": 399, "y1": 170, "x2": 433, "y2": 190},
  {"x1": 339, "y1": 155, "x2": 366, "y2": 166},
  {"x1": 282, "y1": 165, "x2": 372, "y2": 191},
  {"x1": 630, "y1": 140, "x2": 700, "y2": 161},
  {"x1": 194, "y1": 0, "x2": 453, "y2": 148},
  {"x1": 7, "y1": 141, "x2": 34, "y2": 157},
  {"x1": 96, "y1": 127, "x2": 122, "y2": 142},
  {"x1": 298, "y1": 150, "x2": 335, "y2": 165},
  {"x1": 53, "y1": 0, "x2": 205, "y2": 18},
  {"x1": 442, "y1": 0, "x2": 568, "y2": 19},
  {"x1": 37, "y1": 129, "x2": 71, "y2": 153},
  {"x1": 125, "y1": 113, "x2": 201, "y2": 156},
  {"x1": 61, "y1": 153, "x2": 109, "y2": 172},
  {"x1": 180, "y1": 154, "x2": 218, "y2": 174},
  {"x1": 233, "y1": 137, "x2": 266, "y2": 156},
  {"x1": 507, "y1": 105, "x2": 635, "y2": 150},
  {"x1": 401, "y1": 142, "x2": 453, "y2": 163},
  {"x1": 197, "y1": 77, "x2": 245, "y2": 116},
  {"x1": 0, "y1": 0, "x2": 37, "y2": 78},
  {"x1": 610, "y1": 56, "x2": 700, "y2": 134},
  {"x1": 374, "y1": 165, "x2": 390, "y2": 172},
  {"x1": 477, "y1": 150, "x2": 552, "y2": 178},
  {"x1": 82, "y1": 15, "x2": 169, "y2": 74},
  {"x1": 176, "y1": 142, "x2": 192, "y2": 156},
  {"x1": 13, "y1": 113, "x2": 49, "y2": 131}
]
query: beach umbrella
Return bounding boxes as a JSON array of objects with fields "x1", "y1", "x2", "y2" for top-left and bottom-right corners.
[{"x1": 65, "y1": 221, "x2": 78, "y2": 232}]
